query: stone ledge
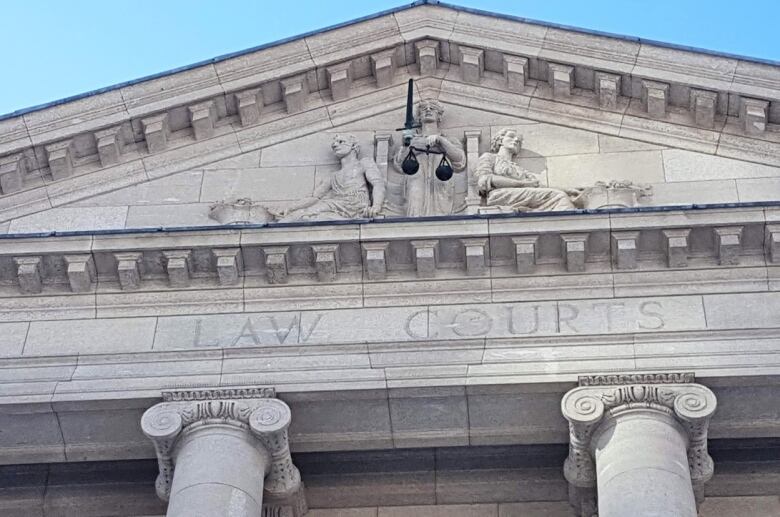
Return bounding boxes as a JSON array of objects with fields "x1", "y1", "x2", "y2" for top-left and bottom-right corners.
[{"x1": 0, "y1": 207, "x2": 774, "y2": 300}]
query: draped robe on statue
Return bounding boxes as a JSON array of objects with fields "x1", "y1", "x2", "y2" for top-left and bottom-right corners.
[
  {"x1": 281, "y1": 157, "x2": 382, "y2": 221},
  {"x1": 474, "y1": 153, "x2": 575, "y2": 212}
]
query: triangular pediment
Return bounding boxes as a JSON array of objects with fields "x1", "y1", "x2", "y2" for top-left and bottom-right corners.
[
  {"x1": 5, "y1": 102, "x2": 779, "y2": 233},
  {"x1": 1, "y1": 1, "x2": 779, "y2": 232}
]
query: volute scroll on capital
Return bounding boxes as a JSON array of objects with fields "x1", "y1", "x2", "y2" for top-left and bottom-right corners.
[
  {"x1": 140, "y1": 393, "x2": 297, "y2": 501},
  {"x1": 561, "y1": 382, "x2": 718, "y2": 491}
]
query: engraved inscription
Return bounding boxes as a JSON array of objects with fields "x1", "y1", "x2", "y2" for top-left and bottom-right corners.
[
  {"x1": 404, "y1": 309, "x2": 429, "y2": 339},
  {"x1": 451, "y1": 309, "x2": 492, "y2": 337},
  {"x1": 153, "y1": 296, "x2": 704, "y2": 351},
  {"x1": 638, "y1": 301, "x2": 664, "y2": 330}
]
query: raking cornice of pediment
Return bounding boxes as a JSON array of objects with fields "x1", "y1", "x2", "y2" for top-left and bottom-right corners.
[{"x1": 1, "y1": 0, "x2": 779, "y2": 222}]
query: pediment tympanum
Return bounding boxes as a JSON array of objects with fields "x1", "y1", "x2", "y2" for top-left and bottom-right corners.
[
  {"x1": 207, "y1": 98, "x2": 654, "y2": 226},
  {"x1": 0, "y1": 1, "x2": 779, "y2": 233},
  {"x1": 2, "y1": 97, "x2": 775, "y2": 233}
]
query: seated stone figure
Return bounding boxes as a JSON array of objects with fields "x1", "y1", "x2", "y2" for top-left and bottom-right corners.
[
  {"x1": 277, "y1": 134, "x2": 385, "y2": 222},
  {"x1": 475, "y1": 128, "x2": 582, "y2": 212}
]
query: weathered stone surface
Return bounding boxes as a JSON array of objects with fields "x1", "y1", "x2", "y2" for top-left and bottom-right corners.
[
  {"x1": 308, "y1": 510, "x2": 377, "y2": 517},
  {"x1": 699, "y1": 496, "x2": 780, "y2": 517},
  {"x1": 0, "y1": 412, "x2": 66, "y2": 463},
  {"x1": 598, "y1": 135, "x2": 665, "y2": 153},
  {"x1": 370, "y1": 49, "x2": 397, "y2": 89},
  {"x1": 641, "y1": 80, "x2": 670, "y2": 118},
  {"x1": 215, "y1": 39, "x2": 312, "y2": 92},
  {"x1": 379, "y1": 504, "x2": 497, "y2": 517},
  {"x1": 285, "y1": 391, "x2": 393, "y2": 451},
  {"x1": 546, "y1": 151, "x2": 664, "y2": 188},
  {"x1": 96, "y1": 288, "x2": 243, "y2": 318},
  {"x1": 619, "y1": 115, "x2": 719, "y2": 154},
  {"x1": 23, "y1": 318, "x2": 157, "y2": 356},
  {"x1": 663, "y1": 149, "x2": 780, "y2": 182},
  {"x1": 388, "y1": 387, "x2": 469, "y2": 447},
  {"x1": 614, "y1": 267, "x2": 768, "y2": 298},
  {"x1": 93, "y1": 126, "x2": 123, "y2": 167},
  {"x1": 0, "y1": 295, "x2": 95, "y2": 322},
  {"x1": 634, "y1": 331, "x2": 780, "y2": 371},
  {"x1": 142, "y1": 132, "x2": 241, "y2": 180},
  {"x1": 8, "y1": 207, "x2": 128, "y2": 234},
  {"x1": 547, "y1": 63, "x2": 574, "y2": 98},
  {"x1": 121, "y1": 65, "x2": 222, "y2": 117},
  {"x1": 46, "y1": 161, "x2": 148, "y2": 209},
  {"x1": 125, "y1": 203, "x2": 216, "y2": 229},
  {"x1": 244, "y1": 283, "x2": 363, "y2": 312},
  {"x1": 261, "y1": 131, "x2": 376, "y2": 168},
  {"x1": 737, "y1": 177, "x2": 780, "y2": 202},
  {"x1": 650, "y1": 180, "x2": 738, "y2": 205},
  {"x1": 496, "y1": 123, "x2": 598, "y2": 158},
  {"x1": 23, "y1": 89, "x2": 127, "y2": 146},
  {"x1": 140, "y1": 113, "x2": 170, "y2": 154},
  {"x1": 451, "y1": 10, "x2": 547, "y2": 60},
  {"x1": 0, "y1": 116, "x2": 31, "y2": 156},
  {"x1": 0, "y1": 187, "x2": 53, "y2": 223},
  {"x1": 499, "y1": 502, "x2": 572, "y2": 516},
  {"x1": 632, "y1": 44, "x2": 737, "y2": 94},
  {"x1": 71, "y1": 171, "x2": 202, "y2": 207},
  {"x1": 0, "y1": 323, "x2": 29, "y2": 357},
  {"x1": 63, "y1": 254, "x2": 96, "y2": 293},
  {"x1": 704, "y1": 292, "x2": 780, "y2": 330}
]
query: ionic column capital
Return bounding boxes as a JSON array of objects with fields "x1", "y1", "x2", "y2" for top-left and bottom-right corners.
[
  {"x1": 141, "y1": 388, "x2": 302, "y2": 507},
  {"x1": 561, "y1": 378, "x2": 717, "y2": 490}
]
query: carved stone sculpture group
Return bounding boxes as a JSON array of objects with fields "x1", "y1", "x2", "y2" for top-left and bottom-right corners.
[{"x1": 209, "y1": 100, "x2": 651, "y2": 224}]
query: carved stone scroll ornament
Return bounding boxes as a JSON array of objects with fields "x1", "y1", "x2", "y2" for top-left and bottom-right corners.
[
  {"x1": 141, "y1": 390, "x2": 306, "y2": 517},
  {"x1": 561, "y1": 382, "x2": 716, "y2": 517},
  {"x1": 577, "y1": 180, "x2": 653, "y2": 209},
  {"x1": 208, "y1": 198, "x2": 274, "y2": 225}
]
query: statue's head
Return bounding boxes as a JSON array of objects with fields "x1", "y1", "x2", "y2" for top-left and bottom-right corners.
[
  {"x1": 490, "y1": 128, "x2": 523, "y2": 154},
  {"x1": 331, "y1": 133, "x2": 360, "y2": 158},
  {"x1": 416, "y1": 98, "x2": 444, "y2": 124}
]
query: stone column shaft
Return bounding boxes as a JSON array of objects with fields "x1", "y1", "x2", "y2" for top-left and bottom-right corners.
[
  {"x1": 167, "y1": 424, "x2": 269, "y2": 517},
  {"x1": 594, "y1": 409, "x2": 695, "y2": 517}
]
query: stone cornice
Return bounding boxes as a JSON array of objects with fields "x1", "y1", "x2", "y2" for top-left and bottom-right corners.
[
  {"x1": 0, "y1": 3, "x2": 779, "y2": 217},
  {"x1": 0, "y1": 207, "x2": 775, "y2": 301}
]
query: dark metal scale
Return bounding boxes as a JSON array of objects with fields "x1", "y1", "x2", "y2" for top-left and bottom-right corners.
[{"x1": 396, "y1": 79, "x2": 454, "y2": 182}]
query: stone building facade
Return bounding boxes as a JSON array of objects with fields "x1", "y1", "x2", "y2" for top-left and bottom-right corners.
[{"x1": 0, "y1": 1, "x2": 779, "y2": 515}]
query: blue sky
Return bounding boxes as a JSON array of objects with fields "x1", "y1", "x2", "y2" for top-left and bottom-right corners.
[{"x1": 1, "y1": 0, "x2": 778, "y2": 116}]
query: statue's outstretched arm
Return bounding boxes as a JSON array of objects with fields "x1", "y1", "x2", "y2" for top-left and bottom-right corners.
[{"x1": 278, "y1": 178, "x2": 330, "y2": 216}]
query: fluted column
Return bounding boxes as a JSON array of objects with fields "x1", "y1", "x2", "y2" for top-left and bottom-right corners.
[
  {"x1": 141, "y1": 388, "x2": 306, "y2": 517},
  {"x1": 561, "y1": 374, "x2": 716, "y2": 517}
]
